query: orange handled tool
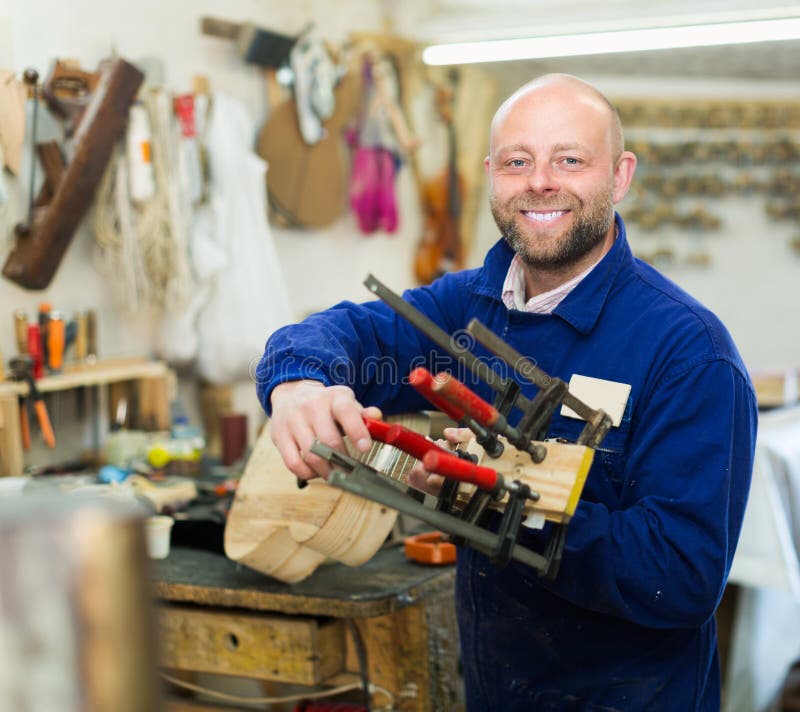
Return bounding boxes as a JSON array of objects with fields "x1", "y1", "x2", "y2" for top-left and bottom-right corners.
[
  {"x1": 31, "y1": 396, "x2": 55, "y2": 449},
  {"x1": 47, "y1": 311, "x2": 65, "y2": 372},
  {"x1": 9, "y1": 356, "x2": 56, "y2": 449},
  {"x1": 19, "y1": 399, "x2": 31, "y2": 450}
]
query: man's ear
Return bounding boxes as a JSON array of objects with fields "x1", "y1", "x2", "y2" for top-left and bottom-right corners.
[
  {"x1": 484, "y1": 155, "x2": 491, "y2": 175},
  {"x1": 612, "y1": 151, "x2": 637, "y2": 204}
]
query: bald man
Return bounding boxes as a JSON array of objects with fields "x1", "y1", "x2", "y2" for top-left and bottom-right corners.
[{"x1": 258, "y1": 75, "x2": 756, "y2": 711}]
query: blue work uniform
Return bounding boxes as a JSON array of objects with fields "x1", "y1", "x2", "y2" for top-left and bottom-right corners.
[{"x1": 256, "y1": 213, "x2": 757, "y2": 711}]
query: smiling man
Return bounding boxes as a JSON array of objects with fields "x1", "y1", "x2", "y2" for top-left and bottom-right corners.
[{"x1": 257, "y1": 74, "x2": 757, "y2": 711}]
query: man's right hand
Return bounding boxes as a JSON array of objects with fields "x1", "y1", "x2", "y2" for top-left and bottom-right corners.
[{"x1": 269, "y1": 380, "x2": 382, "y2": 480}]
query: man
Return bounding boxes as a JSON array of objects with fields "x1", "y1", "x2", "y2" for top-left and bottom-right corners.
[{"x1": 257, "y1": 74, "x2": 757, "y2": 711}]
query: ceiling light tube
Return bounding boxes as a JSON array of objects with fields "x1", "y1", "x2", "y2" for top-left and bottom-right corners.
[{"x1": 422, "y1": 17, "x2": 800, "y2": 65}]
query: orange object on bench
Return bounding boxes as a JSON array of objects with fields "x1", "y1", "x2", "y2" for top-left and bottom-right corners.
[{"x1": 404, "y1": 531, "x2": 456, "y2": 565}]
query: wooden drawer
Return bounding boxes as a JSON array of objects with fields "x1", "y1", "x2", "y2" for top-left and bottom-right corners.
[{"x1": 158, "y1": 605, "x2": 345, "y2": 685}]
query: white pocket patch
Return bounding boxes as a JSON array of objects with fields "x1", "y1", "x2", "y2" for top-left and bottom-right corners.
[{"x1": 560, "y1": 374, "x2": 631, "y2": 428}]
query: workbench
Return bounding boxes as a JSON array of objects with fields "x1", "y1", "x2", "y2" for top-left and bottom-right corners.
[{"x1": 152, "y1": 545, "x2": 462, "y2": 711}]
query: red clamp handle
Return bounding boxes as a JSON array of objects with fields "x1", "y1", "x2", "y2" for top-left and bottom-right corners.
[
  {"x1": 422, "y1": 450, "x2": 500, "y2": 491},
  {"x1": 409, "y1": 368, "x2": 467, "y2": 422},
  {"x1": 385, "y1": 424, "x2": 446, "y2": 460},
  {"x1": 430, "y1": 372, "x2": 501, "y2": 429},
  {"x1": 364, "y1": 417, "x2": 392, "y2": 442},
  {"x1": 364, "y1": 416, "x2": 449, "y2": 461}
]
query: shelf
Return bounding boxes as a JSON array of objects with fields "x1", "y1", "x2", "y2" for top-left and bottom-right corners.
[
  {"x1": 0, "y1": 358, "x2": 170, "y2": 397},
  {"x1": 0, "y1": 357, "x2": 174, "y2": 476}
]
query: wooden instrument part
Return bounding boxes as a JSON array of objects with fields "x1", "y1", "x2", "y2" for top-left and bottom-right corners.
[
  {"x1": 224, "y1": 413, "x2": 428, "y2": 583},
  {"x1": 256, "y1": 59, "x2": 362, "y2": 229},
  {"x1": 225, "y1": 413, "x2": 594, "y2": 583},
  {"x1": 414, "y1": 77, "x2": 464, "y2": 285},
  {"x1": 463, "y1": 437, "x2": 594, "y2": 524}
]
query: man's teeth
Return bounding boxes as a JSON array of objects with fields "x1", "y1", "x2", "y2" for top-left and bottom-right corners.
[{"x1": 523, "y1": 210, "x2": 566, "y2": 222}]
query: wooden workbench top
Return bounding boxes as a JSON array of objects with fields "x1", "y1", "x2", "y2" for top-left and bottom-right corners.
[{"x1": 152, "y1": 545, "x2": 455, "y2": 618}]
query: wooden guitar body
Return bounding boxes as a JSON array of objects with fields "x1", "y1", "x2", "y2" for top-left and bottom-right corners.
[
  {"x1": 224, "y1": 415, "x2": 594, "y2": 583},
  {"x1": 256, "y1": 64, "x2": 362, "y2": 229},
  {"x1": 224, "y1": 414, "x2": 428, "y2": 583}
]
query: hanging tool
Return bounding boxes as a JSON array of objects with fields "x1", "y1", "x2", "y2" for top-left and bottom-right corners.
[
  {"x1": 14, "y1": 311, "x2": 29, "y2": 354},
  {"x1": 14, "y1": 68, "x2": 39, "y2": 239},
  {"x1": 200, "y1": 16, "x2": 298, "y2": 69},
  {"x1": 47, "y1": 310, "x2": 65, "y2": 372},
  {"x1": 9, "y1": 355, "x2": 55, "y2": 449},
  {"x1": 3, "y1": 58, "x2": 144, "y2": 290}
]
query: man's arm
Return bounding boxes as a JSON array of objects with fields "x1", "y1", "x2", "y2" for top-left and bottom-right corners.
[{"x1": 256, "y1": 278, "x2": 469, "y2": 479}]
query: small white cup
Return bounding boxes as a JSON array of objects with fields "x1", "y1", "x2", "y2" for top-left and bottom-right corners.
[{"x1": 145, "y1": 515, "x2": 174, "y2": 559}]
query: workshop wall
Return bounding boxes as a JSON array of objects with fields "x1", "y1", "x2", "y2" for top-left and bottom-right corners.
[
  {"x1": 0, "y1": 0, "x2": 397, "y2": 355},
  {"x1": 2, "y1": 1, "x2": 799, "y2": 469},
  {"x1": 0, "y1": 0, "x2": 403, "y2": 460},
  {"x1": 473, "y1": 71, "x2": 800, "y2": 373}
]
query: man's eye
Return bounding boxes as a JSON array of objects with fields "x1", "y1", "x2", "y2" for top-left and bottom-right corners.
[
  {"x1": 560, "y1": 157, "x2": 581, "y2": 166},
  {"x1": 507, "y1": 159, "x2": 527, "y2": 168}
]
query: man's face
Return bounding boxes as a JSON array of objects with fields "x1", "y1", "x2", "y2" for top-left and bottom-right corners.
[{"x1": 486, "y1": 86, "x2": 627, "y2": 270}]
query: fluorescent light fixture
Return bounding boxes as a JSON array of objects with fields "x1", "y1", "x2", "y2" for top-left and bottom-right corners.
[{"x1": 422, "y1": 17, "x2": 800, "y2": 65}]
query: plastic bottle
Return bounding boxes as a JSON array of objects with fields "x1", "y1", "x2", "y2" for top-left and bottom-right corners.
[{"x1": 127, "y1": 102, "x2": 156, "y2": 202}]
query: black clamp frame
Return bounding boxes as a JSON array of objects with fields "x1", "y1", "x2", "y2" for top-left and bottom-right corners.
[
  {"x1": 312, "y1": 442, "x2": 560, "y2": 575},
  {"x1": 330, "y1": 274, "x2": 616, "y2": 577}
]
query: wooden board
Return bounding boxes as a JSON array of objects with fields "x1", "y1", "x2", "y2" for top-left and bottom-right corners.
[
  {"x1": 158, "y1": 605, "x2": 345, "y2": 684},
  {"x1": 0, "y1": 358, "x2": 171, "y2": 398},
  {"x1": 224, "y1": 415, "x2": 429, "y2": 583},
  {"x1": 467, "y1": 436, "x2": 595, "y2": 523},
  {"x1": 0, "y1": 395, "x2": 23, "y2": 477}
]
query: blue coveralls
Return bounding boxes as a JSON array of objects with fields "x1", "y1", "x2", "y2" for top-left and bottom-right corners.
[{"x1": 256, "y1": 214, "x2": 758, "y2": 711}]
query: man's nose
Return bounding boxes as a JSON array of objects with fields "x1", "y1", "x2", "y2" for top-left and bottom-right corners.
[{"x1": 526, "y1": 163, "x2": 559, "y2": 194}]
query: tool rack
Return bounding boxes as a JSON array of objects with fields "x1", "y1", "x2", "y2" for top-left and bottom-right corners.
[{"x1": 0, "y1": 357, "x2": 173, "y2": 476}]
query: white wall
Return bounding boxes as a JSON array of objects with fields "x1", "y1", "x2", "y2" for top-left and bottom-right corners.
[
  {"x1": 0, "y1": 0, "x2": 407, "y2": 355},
  {"x1": 1, "y1": 3, "x2": 799, "y2": 469},
  {"x1": 473, "y1": 70, "x2": 800, "y2": 372},
  {"x1": 0, "y1": 0, "x2": 410, "y2": 465}
]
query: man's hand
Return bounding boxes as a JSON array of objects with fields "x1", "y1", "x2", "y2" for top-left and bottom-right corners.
[
  {"x1": 407, "y1": 427, "x2": 474, "y2": 496},
  {"x1": 269, "y1": 380, "x2": 382, "y2": 480}
]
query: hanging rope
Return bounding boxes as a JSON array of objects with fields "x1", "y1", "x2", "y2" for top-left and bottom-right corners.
[{"x1": 92, "y1": 86, "x2": 194, "y2": 313}]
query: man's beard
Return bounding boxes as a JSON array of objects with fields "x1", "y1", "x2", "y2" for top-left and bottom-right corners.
[{"x1": 490, "y1": 190, "x2": 614, "y2": 270}]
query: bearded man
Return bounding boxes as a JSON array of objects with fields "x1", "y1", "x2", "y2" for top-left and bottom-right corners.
[{"x1": 258, "y1": 74, "x2": 757, "y2": 712}]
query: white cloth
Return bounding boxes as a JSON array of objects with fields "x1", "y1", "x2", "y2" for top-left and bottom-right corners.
[
  {"x1": 195, "y1": 93, "x2": 293, "y2": 384},
  {"x1": 725, "y1": 405, "x2": 800, "y2": 712}
]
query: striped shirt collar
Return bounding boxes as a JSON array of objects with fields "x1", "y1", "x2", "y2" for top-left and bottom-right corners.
[{"x1": 501, "y1": 246, "x2": 609, "y2": 314}]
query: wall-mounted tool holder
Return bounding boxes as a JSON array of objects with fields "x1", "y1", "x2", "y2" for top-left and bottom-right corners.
[{"x1": 2, "y1": 57, "x2": 144, "y2": 290}]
